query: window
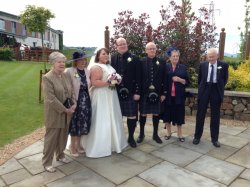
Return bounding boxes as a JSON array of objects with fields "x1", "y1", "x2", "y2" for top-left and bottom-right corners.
[
  {"x1": 22, "y1": 25, "x2": 27, "y2": 36},
  {"x1": 11, "y1": 22, "x2": 16, "y2": 34},
  {"x1": 32, "y1": 32, "x2": 35, "y2": 37},
  {"x1": 0, "y1": 19, "x2": 5, "y2": 30}
]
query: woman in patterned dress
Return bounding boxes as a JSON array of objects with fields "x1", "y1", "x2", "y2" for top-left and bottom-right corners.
[{"x1": 65, "y1": 51, "x2": 92, "y2": 156}]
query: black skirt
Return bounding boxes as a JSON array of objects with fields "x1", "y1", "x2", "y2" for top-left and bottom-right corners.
[{"x1": 161, "y1": 96, "x2": 185, "y2": 125}]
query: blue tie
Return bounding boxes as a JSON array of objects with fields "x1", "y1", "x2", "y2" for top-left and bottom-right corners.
[{"x1": 209, "y1": 65, "x2": 214, "y2": 83}]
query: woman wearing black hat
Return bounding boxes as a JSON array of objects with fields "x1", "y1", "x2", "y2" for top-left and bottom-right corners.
[{"x1": 65, "y1": 51, "x2": 91, "y2": 156}]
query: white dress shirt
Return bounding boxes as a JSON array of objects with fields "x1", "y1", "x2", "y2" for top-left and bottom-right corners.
[{"x1": 207, "y1": 62, "x2": 217, "y2": 83}]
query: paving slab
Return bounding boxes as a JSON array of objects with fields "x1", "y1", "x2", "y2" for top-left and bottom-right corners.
[
  {"x1": 137, "y1": 143, "x2": 159, "y2": 153},
  {"x1": 226, "y1": 144, "x2": 250, "y2": 168},
  {"x1": 220, "y1": 125, "x2": 246, "y2": 136},
  {"x1": 240, "y1": 169, "x2": 250, "y2": 181},
  {"x1": 46, "y1": 168, "x2": 115, "y2": 187},
  {"x1": 219, "y1": 135, "x2": 249, "y2": 148},
  {"x1": 77, "y1": 153, "x2": 148, "y2": 185},
  {"x1": 152, "y1": 144, "x2": 202, "y2": 167},
  {"x1": 243, "y1": 128, "x2": 250, "y2": 135},
  {"x1": 139, "y1": 161, "x2": 226, "y2": 187},
  {"x1": 173, "y1": 136, "x2": 215, "y2": 154},
  {"x1": 0, "y1": 158, "x2": 23, "y2": 175},
  {"x1": 117, "y1": 177, "x2": 155, "y2": 187},
  {"x1": 122, "y1": 149, "x2": 162, "y2": 167},
  {"x1": 18, "y1": 153, "x2": 45, "y2": 174},
  {"x1": 229, "y1": 179, "x2": 250, "y2": 187},
  {"x1": 57, "y1": 161, "x2": 85, "y2": 175},
  {"x1": 206, "y1": 145, "x2": 238, "y2": 160},
  {"x1": 1, "y1": 168, "x2": 31, "y2": 185},
  {"x1": 9, "y1": 170, "x2": 65, "y2": 187},
  {"x1": 14, "y1": 140, "x2": 44, "y2": 159},
  {"x1": 186, "y1": 155, "x2": 244, "y2": 185},
  {"x1": 237, "y1": 132, "x2": 250, "y2": 141},
  {"x1": 0, "y1": 178, "x2": 5, "y2": 187}
]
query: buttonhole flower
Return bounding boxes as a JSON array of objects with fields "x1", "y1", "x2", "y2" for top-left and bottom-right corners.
[
  {"x1": 217, "y1": 66, "x2": 222, "y2": 70},
  {"x1": 74, "y1": 73, "x2": 80, "y2": 78},
  {"x1": 127, "y1": 57, "x2": 132, "y2": 62}
]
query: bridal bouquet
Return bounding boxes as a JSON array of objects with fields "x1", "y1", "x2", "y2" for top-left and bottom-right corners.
[{"x1": 107, "y1": 73, "x2": 122, "y2": 89}]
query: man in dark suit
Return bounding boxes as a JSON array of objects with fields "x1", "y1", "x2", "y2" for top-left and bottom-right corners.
[
  {"x1": 193, "y1": 48, "x2": 229, "y2": 147},
  {"x1": 111, "y1": 37, "x2": 141, "y2": 148},
  {"x1": 137, "y1": 42, "x2": 167, "y2": 144}
]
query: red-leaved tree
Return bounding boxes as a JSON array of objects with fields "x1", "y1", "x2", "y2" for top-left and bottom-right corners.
[{"x1": 110, "y1": 0, "x2": 217, "y2": 67}]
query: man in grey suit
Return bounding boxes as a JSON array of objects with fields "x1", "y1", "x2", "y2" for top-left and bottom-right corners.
[{"x1": 193, "y1": 48, "x2": 228, "y2": 147}]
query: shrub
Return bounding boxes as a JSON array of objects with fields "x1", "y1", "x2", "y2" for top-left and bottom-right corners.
[
  {"x1": 0, "y1": 47, "x2": 13, "y2": 61},
  {"x1": 226, "y1": 60, "x2": 250, "y2": 91}
]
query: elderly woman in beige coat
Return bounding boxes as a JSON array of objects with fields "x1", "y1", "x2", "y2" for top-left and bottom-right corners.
[
  {"x1": 65, "y1": 51, "x2": 92, "y2": 157},
  {"x1": 42, "y1": 51, "x2": 76, "y2": 173}
]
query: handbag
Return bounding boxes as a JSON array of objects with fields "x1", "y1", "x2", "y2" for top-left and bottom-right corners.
[{"x1": 63, "y1": 98, "x2": 74, "y2": 109}]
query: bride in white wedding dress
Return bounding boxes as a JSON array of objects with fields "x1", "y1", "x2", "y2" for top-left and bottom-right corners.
[{"x1": 81, "y1": 48, "x2": 127, "y2": 158}]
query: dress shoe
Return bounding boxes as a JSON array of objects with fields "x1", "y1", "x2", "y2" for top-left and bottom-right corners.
[
  {"x1": 137, "y1": 135, "x2": 145, "y2": 143},
  {"x1": 153, "y1": 135, "x2": 162, "y2": 144},
  {"x1": 192, "y1": 138, "x2": 200, "y2": 145},
  {"x1": 178, "y1": 137, "x2": 185, "y2": 142},
  {"x1": 212, "y1": 141, "x2": 221, "y2": 148},
  {"x1": 128, "y1": 138, "x2": 137, "y2": 148}
]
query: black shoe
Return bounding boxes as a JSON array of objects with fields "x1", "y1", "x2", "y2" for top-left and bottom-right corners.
[
  {"x1": 153, "y1": 135, "x2": 162, "y2": 144},
  {"x1": 193, "y1": 138, "x2": 200, "y2": 145},
  {"x1": 137, "y1": 135, "x2": 145, "y2": 143},
  {"x1": 128, "y1": 138, "x2": 137, "y2": 148},
  {"x1": 212, "y1": 141, "x2": 221, "y2": 148}
]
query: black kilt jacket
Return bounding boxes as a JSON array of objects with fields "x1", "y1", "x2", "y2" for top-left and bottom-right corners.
[
  {"x1": 140, "y1": 57, "x2": 167, "y2": 97},
  {"x1": 111, "y1": 51, "x2": 141, "y2": 96}
]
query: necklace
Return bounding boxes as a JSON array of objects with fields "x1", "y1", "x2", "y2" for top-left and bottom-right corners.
[{"x1": 77, "y1": 69, "x2": 86, "y2": 78}]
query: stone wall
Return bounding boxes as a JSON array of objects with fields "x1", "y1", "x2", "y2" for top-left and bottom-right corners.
[{"x1": 185, "y1": 88, "x2": 250, "y2": 121}]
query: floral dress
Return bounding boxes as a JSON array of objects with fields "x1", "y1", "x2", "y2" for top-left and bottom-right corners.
[{"x1": 69, "y1": 69, "x2": 91, "y2": 136}]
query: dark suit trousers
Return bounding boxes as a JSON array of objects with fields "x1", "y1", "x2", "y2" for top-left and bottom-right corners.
[{"x1": 195, "y1": 83, "x2": 221, "y2": 142}]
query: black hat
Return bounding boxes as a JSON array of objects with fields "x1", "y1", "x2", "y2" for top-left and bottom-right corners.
[{"x1": 68, "y1": 51, "x2": 94, "y2": 62}]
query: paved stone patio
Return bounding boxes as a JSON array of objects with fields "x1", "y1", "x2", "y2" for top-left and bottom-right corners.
[{"x1": 0, "y1": 117, "x2": 250, "y2": 187}]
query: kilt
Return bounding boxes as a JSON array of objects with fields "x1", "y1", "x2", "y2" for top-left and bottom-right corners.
[
  {"x1": 119, "y1": 96, "x2": 139, "y2": 117},
  {"x1": 161, "y1": 96, "x2": 185, "y2": 125},
  {"x1": 139, "y1": 95, "x2": 162, "y2": 115}
]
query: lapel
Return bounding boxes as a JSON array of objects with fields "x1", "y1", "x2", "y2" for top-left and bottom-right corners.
[
  {"x1": 152, "y1": 57, "x2": 160, "y2": 76},
  {"x1": 216, "y1": 61, "x2": 222, "y2": 82},
  {"x1": 204, "y1": 61, "x2": 209, "y2": 81}
]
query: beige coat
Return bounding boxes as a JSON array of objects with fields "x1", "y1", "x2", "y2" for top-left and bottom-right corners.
[
  {"x1": 42, "y1": 70, "x2": 76, "y2": 128},
  {"x1": 65, "y1": 67, "x2": 91, "y2": 100}
]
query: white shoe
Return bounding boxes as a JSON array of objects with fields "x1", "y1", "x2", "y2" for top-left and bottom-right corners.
[
  {"x1": 57, "y1": 157, "x2": 70, "y2": 163},
  {"x1": 44, "y1": 166, "x2": 56, "y2": 173}
]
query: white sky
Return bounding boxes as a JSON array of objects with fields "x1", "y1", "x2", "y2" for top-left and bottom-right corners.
[{"x1": 1, "y1": 0, "x2": 245, "y2": 54}]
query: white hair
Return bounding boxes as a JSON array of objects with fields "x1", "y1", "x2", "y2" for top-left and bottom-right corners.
[
  {"x1": 49, "y1": 51, "x2": 66, "y2": 64},
  {"x1": 207, "y1": 48, "x2": 218, "y2": 55}
]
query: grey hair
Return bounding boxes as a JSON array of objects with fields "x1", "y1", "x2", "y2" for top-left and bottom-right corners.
[
  {"x1": 49, "y1": 51, "x2": 66, "y2": 64},
  {"x1": 207, "y1": 48, "x2": 218, "y2": 55}
]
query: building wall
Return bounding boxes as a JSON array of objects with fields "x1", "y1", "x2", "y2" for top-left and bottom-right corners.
[{"x1": 0, "y1": 11, "x2": 62, "y2": 49}]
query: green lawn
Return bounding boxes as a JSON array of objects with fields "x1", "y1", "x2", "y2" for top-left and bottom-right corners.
[{"x1": 0, "y1": 61, "x2": 48, "y2": 148}]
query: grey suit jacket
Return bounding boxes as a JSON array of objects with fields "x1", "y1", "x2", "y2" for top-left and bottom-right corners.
[{"x1": 42, "y1": 70, "x2": 76, "y2": 128}]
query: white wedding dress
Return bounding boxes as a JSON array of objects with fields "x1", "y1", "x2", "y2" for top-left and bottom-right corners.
[{"x1": 81, "y1": 63, "x2": 128, "y2": 158}]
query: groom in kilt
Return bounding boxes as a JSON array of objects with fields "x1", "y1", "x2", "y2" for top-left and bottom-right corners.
[{"x1": 111, "y1": 37, "x2": 141, "y2": 148}]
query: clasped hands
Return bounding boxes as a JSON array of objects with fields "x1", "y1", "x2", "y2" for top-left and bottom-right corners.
[{"x1": 65, "y1": 105, "x2": 76, "y2": 114}]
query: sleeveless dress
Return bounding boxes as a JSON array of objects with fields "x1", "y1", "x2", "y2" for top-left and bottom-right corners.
[{"x1": 81, "y1": 63, "x2": 128, "y2": 158}]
